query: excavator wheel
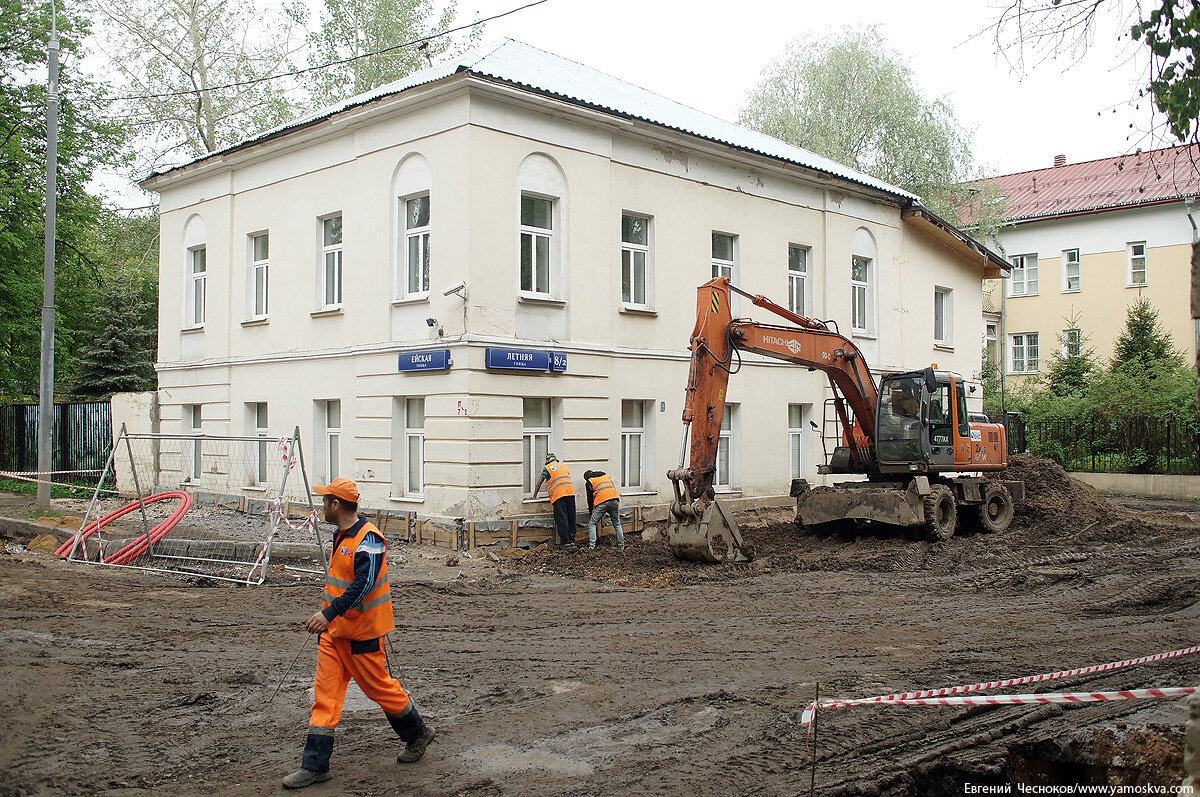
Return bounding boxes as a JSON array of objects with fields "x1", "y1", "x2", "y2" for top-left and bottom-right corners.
[
  {"x1": 976, "y1": 482, "x2": 1014, "y2": 533},
  {"x1": 923, "y1": 484, "x2": 957, "y2": 541}
]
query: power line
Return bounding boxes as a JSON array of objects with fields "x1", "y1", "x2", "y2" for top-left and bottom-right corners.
[{"x1": 86, "y1": 0, "x2": 548, "y2": 104}]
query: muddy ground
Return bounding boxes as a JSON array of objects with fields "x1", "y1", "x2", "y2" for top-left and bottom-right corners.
[{"x1": 1, "y1": 455, "x2": 1197, "y2": 796}]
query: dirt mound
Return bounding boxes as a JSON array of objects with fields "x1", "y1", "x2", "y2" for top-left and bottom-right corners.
[
  {"x1": 1004, "y1": 453, "x2": 1116, "y2": 534},
  {"x1": 508, "y1": 538, "x2": 763, "y2": 588}
]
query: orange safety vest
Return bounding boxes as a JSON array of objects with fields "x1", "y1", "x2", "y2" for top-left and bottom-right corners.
[
  {"x1": 322, "y1": 521, "x2": 395, "y2": 640},
  {"x1": 544, "y1": 461, "x2": 575, "y2": 503},
  {"x1": 588, "y1": 474, "x2": 619, "y2": 505}
]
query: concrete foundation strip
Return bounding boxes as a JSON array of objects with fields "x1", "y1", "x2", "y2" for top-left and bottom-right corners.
[{"x1": 801, "y1": 644, "x2": 1200, "y2": 727}]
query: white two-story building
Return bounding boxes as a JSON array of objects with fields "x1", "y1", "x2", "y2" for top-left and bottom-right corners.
[{"x1": 140, "y1": 39, "x2": 1006, "y2": 526}]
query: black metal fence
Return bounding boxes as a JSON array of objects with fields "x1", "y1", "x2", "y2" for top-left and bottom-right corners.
[
  {"x1": 0, "y1": 401, "x2": 114, "y2": 488},
  {"x1": 1005, "y1": 412, "x2": 1200, "y2": 475}
]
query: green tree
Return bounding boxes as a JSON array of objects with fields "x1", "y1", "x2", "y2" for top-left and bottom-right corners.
[
  {"x1": 738, "y1": 27, "x2": 993, "y2": 226},
  {"x1": 1110, "y1": 296, "x2": 1183, "y2": 376},
  {"x1": 306, "y1": 0, "x2": 480, "y2": 106},
  {"x1": 991, "y1": 0, "x2": 1199, "y2": 143},
  {"x1": 68, "y1": 272, "x2": 158, "y2": 400},
  {"x1": 0, "y1": 0, "x2": 126, "y2": 400},
  {"x1": 1043, "y1": 311, "x2": 1100, "y2": 395},
  {"x1": 85, "y1": 0, "x2": 306, "y2": 170}
]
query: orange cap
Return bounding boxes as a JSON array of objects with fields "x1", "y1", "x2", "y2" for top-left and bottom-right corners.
[{"x1": 313, "y1": 477, "x2": 359, "y2": 503}]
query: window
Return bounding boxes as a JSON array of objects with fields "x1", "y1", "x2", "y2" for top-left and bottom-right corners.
[
  {"x1": 788, "y1": 245, "x2": 808, "y2": 317},
  {"x1": 851, "y1": 255, "x2": 872, "y2": 333},
  {"x1": 621, "y1": 214, "x2": 651, "y2": 307},
  {"x1": 1062, "y1": 249, "x2": 1080, "y2": 292},
  {"x1": 985, "y1": 322, "x2": 999, "y2": 366},
  {"x1": 522, "y1": 398, "x2": 551, "y2": 495},
  {"x1": 520, "y1": 195, "x2": 553, "y2": 295},
  {"x1": 403, "y1": 195, "x2": 430, "y2": 297},
  {"x1": 621, "y1": 400, "x2": 645, "y2": 489},
  {"x1": 1062, "y1": 328, "x2": 1082, "y2": 358},
  {"x1": 934, "y1": 287, "x2": 953, "y2": 346},
  {"x1": 788, "y1": 404, "x2": 806, "y2": 481},
  {"x1": 403, "y1": 398, "x2": 424, "y2": 496},
  {"x1": 1010, "y1": 253, "x2": 1038, "y2": 296},
  {"x1": 185, "y1": 404, "x2": 202, "y2": 482},
  {"x1": 249, "y1": 402, "x2": 268, "y2": 485},
  {"x1": 320, "y1": 215, "x2": 343, "y2": 309},
  {"x1": 188, "y1": 247, "x2": 206, "y2": 326},
  {"x1": 320, "y1": 400, "x2": 340, "y2": 481},
  {"x1": 711, "y1": 232, "x2": 735, "y2": 280},
  {"x1": 715, "y1": 404, "x2": 735, "y2": 489},
  {"x1": 1128, "y1": 241, "x2": 1147, "y2": 286},
  {"x1": 248, "y1": 233, "x2": 269, "y2": 319},
  {"x1": 1010, "y1": 333, "x2": 1039, "y2": 374}
]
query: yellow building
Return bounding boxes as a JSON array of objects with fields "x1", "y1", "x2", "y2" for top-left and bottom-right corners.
[{"x1": 978, "y1": 145, "x2": 1199, "y2": 383}]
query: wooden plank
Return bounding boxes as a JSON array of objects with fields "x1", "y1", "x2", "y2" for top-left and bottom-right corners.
[
  {"x1": 467, "y1": 521, "x2": 476, "y2": 549},
  {"x1": 510, "y1": 519, "x2": 517, "y2": 548}
]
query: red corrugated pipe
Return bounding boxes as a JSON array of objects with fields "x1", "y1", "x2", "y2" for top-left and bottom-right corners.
[{"x1": 55, "y1": 491, "x2": 192, "y2": 565}]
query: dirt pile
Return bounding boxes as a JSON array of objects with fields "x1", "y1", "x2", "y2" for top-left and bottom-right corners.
[{"x1": 1003, "y1": 453, "x2": 1116, "y2": 533}]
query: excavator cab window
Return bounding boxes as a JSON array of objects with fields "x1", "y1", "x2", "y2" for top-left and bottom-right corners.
[
  {"x1": 876, "y1": 376, "x2": 924, "y2": 462},
  {"x1": 956, "y1": 378, "x2": 970, "y2": 440},
  {"x1": 929, "y1": 381, "x2": 953, "y2": 449}
]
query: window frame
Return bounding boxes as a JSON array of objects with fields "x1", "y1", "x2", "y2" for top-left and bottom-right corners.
[
  {"x1": 403, "y1": 397, "x2": 425, "y2": 498},
  {"x1": 851, "y1": 255, "x2": 873, "y2": 334},
  {"x1": 187, "y1": 246, "x2": 207, "y2": 328},
  {"x1": 1010, "y1": 253, "x2": 1039, "y2": 296},
  {"x1": 1009, "y1": 332, "x2": 1040, "y2": 374},
  {"x1": 933, "y1": 286, "x2": 953, "y2": 347},
  {"x1": 788, "y1": 244, "x2": 809, "y2": 317},
  {"x1": 1062, "y1": 328, "x2": 1082, "y2": 359},
  {"x1": 711, "y1": 232, "x2": 736, "y2": 282},
  {"x1": 522, "y1": 398, "x2": 552, "y2": 496},
  {"x1": 519, "y1": 193, "x2": 555, "y2": 298},
  {"x1": 1127, "y1": 241, "x2": 1147, "y2": 286},
  {"x1": 401, "y1": 194, "x2": 431, "y2": 300},
  {"x1": 1062, "y1": 248, "x2": 1080, "y2": 293},
  {"x1": 248, "y1": 232, "x2": 269, "y2": 320},
  {"x1": 621, "y1": 213, "x2": 652, "y2": 310},
  {"x1": 319, "y1": 214, "x2": 343, "y2": 311},
  {"x1": 715, "y1": 404, "x2": 735, "y2": 490},
  {"x1": 185, "y1": 404, "x2": 202, "y2": 483},
  {"x1": 620, "y1": 400, "x2": 645, "y2": 490},
  {"x1": 788, "y1": 404, "x2": 806, "y2": 481},
  {"x1": 320, "y1": 399, "x2": 341, "y2": 482},
  {"x1": 247, "y1": 402, "x2": 268, "y2": 486}
]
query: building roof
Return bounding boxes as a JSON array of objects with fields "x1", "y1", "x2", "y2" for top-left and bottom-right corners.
[
  {"x1": 142, "y1": 38, "x2": 915, "y2": 202},
  {"x1": 964, "y1": 143, "x2": 1200, "y2": 225}
]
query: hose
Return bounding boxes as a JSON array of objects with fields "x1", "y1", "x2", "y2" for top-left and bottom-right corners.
[{"x1": 55, "y1": 491, "x2": 193, "y2": 564}]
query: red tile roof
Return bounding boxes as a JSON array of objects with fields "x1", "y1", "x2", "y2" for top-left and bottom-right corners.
[{"x1": 962, "y1": 143, "x2": 1200, "y2": 225}]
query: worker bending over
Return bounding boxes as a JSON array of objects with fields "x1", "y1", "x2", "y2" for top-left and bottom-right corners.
[
  {"x1": 584, "y1": 469, "x2": 625, "y2": 550},
  {"x1": 283, "y1": 478, "x2": 435, "y2": 790}
]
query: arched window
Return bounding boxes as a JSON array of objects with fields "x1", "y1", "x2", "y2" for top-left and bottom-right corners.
[
  {"x1": 850, "y1": 227, "x2": 878, "y2": 336},
  {"x1": 392, "y1": 153, "x2": 433, "y2": 301},
  {"x1": 182, "y1": 215, "x2": 207, "y2": 329},
  {"x1": 516, "y1": 153, "x2": 569, "y2": 301}
]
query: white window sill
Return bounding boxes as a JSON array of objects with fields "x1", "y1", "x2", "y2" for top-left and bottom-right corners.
[
  {"x1": 934, "y1": 343, "x2": 955, "y2": 352},
  {"x1": 181, "y1": 325, "x2": 205, "y2": 335},
  {"x1": 522, "y1": 496, "x2": 551, "y2": 504},
  {"x1": 1009, "y1": 292, "x2": 1038, "y2": 298},
  {"x1": 241, "y1": 317, "x2": 269, "y2": 327},
  {"x1": 391, "y1": 295, "x2": 430, "y2": 307},
  {"x1": 311, "y1": 306, "x2": 344, "y2": 318},
  {"x1": 388, "y1": 495, "x2": 424, "y2": 504},
  {"x1": 518, "y1": 292, "x2": 566, "y2": 307},
  {"x1": 714, "y1": 488, "x2": 743, "y2": 497},
  {"x1": 1007, "y1": 371, "x2": 1039, "y2": 376},
  {"x1": 852, "y1": 331, "x2": 877, "y2": 340},
  {"x1": 1062, "y1": 289, "x2": 1081, "y2": 294},
  {"x1": 619, "y1": 489, "x2": 657, "y2": 496},
  {"x1": 243, "y1": 485, "x2": 267, "y2": 493},
  {"x1": 619, "y1": 303, "x2": 657, "y2": 316},
  {"x1": 1126, "y1": 283, "x2": 1148, "y2": 289}
]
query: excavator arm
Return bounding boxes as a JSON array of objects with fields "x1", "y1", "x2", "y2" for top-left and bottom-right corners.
[{"x1": 667, "y1": 277, "x2": 880, "y2": 562}]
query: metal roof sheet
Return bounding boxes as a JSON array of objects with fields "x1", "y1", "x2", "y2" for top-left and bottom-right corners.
[
  {"x1": 144, "y1": 38, "x2": 916, "y2": 201},
  {"x1": 962, "y1": 143, "x2": 1200, "y2": 225}
]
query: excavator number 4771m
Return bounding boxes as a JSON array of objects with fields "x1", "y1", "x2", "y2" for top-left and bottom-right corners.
[{"x1": 666, "y1": 277, "x2": 1024, "y2": 563}]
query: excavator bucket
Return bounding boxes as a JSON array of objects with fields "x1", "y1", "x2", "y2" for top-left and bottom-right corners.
[{"x1": 667, "y1": 498, "x2": 754, "y2": 563}]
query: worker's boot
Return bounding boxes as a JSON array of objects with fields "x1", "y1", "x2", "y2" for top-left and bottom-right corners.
[
  {"x1": 282, "y1": 768, "x2": 331, "y2": 789},
  {"x1": 397, "y1": 725, "x2": 436, "y2": 763}
]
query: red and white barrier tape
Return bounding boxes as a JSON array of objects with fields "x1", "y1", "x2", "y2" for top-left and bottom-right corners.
[
  {"x1": 801, "y1": 645, "x2": 1200, "y2": 727},
  {"x1": 0, "y1": 468, "x2": 104, "y2": 477}
]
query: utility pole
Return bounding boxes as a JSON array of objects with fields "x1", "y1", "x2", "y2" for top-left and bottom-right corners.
[{"x1": 37, "y1": 5, "x2": 59, "y2": 510}]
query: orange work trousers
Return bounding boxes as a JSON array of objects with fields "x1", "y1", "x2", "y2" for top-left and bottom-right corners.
[{"x1": 309, "y1": 633, "x2": 412, "y2": 733}]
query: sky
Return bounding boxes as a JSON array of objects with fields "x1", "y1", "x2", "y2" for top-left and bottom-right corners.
[{"x1": 102, "y1": 0, "x2": 1173, "y2": 206}]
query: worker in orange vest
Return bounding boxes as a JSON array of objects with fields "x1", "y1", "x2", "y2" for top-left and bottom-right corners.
[
  {"x1": 283, "y1": 478, "x2": 435, "y2": 789},
  {"x1": 532, "y1": 453, "x2": 577, "y2": 547},
  {"x1": 584, "y1": 469, "x2": 625, "y2": 550}
]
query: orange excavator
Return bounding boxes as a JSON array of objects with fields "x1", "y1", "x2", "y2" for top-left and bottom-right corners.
[{"x1": 666, "y1": 277, "x2": 1024, "y2": 563}]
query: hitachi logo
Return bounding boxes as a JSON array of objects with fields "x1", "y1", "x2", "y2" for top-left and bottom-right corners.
[{"x1": 762, "y1": 336, "x2": 802, "y2": 355}]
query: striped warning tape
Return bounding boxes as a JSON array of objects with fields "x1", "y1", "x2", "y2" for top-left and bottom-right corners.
[{"x1": 801, "y1": 645, "x2": 1200, "y2": 727}]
